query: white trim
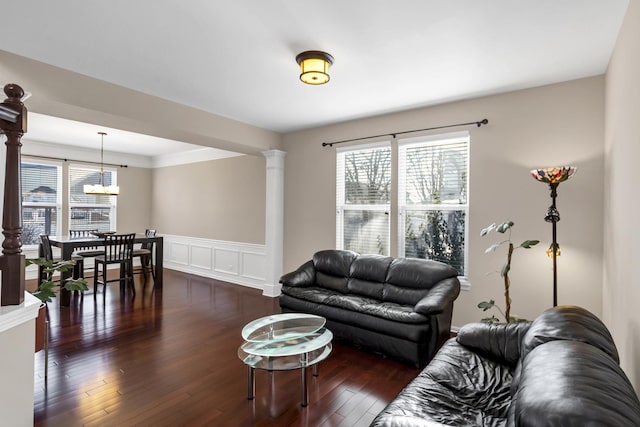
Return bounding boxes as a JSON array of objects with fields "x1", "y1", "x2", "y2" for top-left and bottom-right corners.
[
  {"x1": 397, "y1": 130, "x2": 470, "y2": 146},
  {"x1": 335, "y1": 140, "x2": 391, "y2": 153},
  {"x1": 0, "y1": 291, "x2": 41, "y2": 334},
  {"x1": 162, "y1": 234, "x2": 268, "y2": 292}
]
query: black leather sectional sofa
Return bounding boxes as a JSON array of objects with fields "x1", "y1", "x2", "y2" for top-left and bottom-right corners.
[
  {"x1": 371, "y1": 305, "x2": 640, "y2": 426},
  {"x1": 278, "y1": 249, "x2": 461, "y2": 367}
]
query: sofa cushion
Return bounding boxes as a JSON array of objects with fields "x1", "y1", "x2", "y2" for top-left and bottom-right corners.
[
  {"x1": 509, "y1": 340, "x2": 640, "y2": 426},
  {"x1": 282, "y1": 286, "x2": 429, "y2": 324},
  {"x1": 457, "y1": 321, "x2": 531, "y2": 366},
  {"x1": 313, "y1": 249, "x2": 358, "y2": 293},
  {"x1": 520, "y1": 305, "x2": 619, "y2": 362},
  {"x1": 383, "y1": 258, "x2": 458, "y2": 305},
  {"x1": 371, "y1": 339, "x2": 513, "y2": 427},
  {"x1": 280, "y1": 285, "x2": 335, "y2": 305},
  {"x1": 347, "y1": 254, "x2": 392, "y2": 299}
]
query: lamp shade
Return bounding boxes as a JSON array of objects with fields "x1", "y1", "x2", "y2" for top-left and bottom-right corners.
[
  {"x1": 296, "y1": 51, "x2": 334, "y2": 85},
  {"x1": 83, "y1": 184, "x2": 120, "y2": 195},
  {"x1": 530, "y1": 166, "x2": 576, "y2": 184}
]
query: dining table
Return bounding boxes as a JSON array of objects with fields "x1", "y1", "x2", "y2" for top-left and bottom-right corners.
[{"x1": 39, "y1": 233, "x2": 164, "y2": 306}]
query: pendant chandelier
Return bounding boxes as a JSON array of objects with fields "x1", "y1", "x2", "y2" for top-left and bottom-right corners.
[{"x1": 83, "y1": 131, "x2": 120, "y2": 196}]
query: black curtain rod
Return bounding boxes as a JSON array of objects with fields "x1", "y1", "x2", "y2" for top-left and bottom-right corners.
[
  {"x1": 322, "y1": 118, "x2": 489, "y2": 147},
  {"x1": 24, "y1": 154, "x2": 128, "y2": 168}
]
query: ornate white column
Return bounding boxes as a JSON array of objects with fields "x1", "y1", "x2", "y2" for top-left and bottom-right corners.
[{"x1": 262, "y1": 150, "x2": 286, "y2": 297}]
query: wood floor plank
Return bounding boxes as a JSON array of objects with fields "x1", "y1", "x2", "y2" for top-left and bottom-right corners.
[{"x1": 32, "y1": 269, "x2": 418, "y2": 426}]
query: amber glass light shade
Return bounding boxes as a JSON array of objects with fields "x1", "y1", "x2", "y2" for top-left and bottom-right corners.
[
  {"x1": 546, "y1": 243, "x2": 561, "y2": 258},
  {"x1": 296, "y1": 51, "x2": 334, "y2": 85}
]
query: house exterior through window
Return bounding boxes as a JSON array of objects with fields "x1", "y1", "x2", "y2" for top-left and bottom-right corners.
[
  {"x1": 21, "y1": 160, "x2": 62, "y2": 246},
  {"x1": 69, "y1": 165, "x2": 117, "y2": 232}
]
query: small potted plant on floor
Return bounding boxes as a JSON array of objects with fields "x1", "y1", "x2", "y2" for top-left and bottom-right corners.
[
  {"x1": 26, "y1": 258, "x2": 88, "y2": 352},
  {"x1": 478, "y1": 220, "x2": 538, "y2": 323}
]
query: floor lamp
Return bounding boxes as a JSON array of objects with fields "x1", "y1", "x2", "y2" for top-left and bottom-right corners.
[{"x1": 531, "y1": 166, "x2": 576, "y2": 307}]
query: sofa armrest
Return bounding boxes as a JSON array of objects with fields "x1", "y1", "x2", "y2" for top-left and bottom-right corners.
[
  {"x1": 279, "y1": 260, "x2": 315, "y2": 287},
  {"x1": 414, "y1": 277, "x2": 461, "y2": 315},
  {"x1": 456, "y1": 321, "x2": 531, "y2": 366}
]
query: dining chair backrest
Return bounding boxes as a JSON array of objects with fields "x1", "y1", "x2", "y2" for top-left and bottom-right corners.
[
  {"x1": 103, "y1": 233, "x2": 135, "y2": 261},
  {"x1": 40, "y1": 234, "x2": 54, "y2": 261},
  {"x1": 141, "y1": 229, "x2": 157, "y2": 250},
  {"x1": 70, "y1": 229, "x2": 98, "y2": 238},
  {"x1": 70, "y1": 229, "x2": 100, "y2": 251}
]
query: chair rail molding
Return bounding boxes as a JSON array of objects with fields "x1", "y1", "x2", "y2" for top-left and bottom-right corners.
[{"x1": 163, "y1": 234, "x2": 267, "y2": 291}]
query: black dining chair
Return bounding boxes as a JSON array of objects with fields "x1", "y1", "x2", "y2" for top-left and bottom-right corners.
[
  {"x1": 69, "y1": 229, "x2": 102, "y2": 279},
  {"x1": 132, "y1": 229, "x2": 156, "y2": 282},
  {"x1": 40, "y1": 234, "x2": 84, "y2": 281},
  {"x1": 94, "y1": 233, "x2": 135, "y2": 299}
]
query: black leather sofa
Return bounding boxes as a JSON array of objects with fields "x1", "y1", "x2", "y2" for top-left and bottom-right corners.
[
  {"x1": 371, "y1": 305, "x2": 640, "y2": 426},
  {"x1": 278, "y1": 249, "x2": 461, "y2": 368}
]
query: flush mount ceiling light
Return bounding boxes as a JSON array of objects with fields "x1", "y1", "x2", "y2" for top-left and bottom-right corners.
[
  {"x1": 83, "y1": 131, "x2": 120, "y2": 196},
  {"x1": 296, "y1": 51, "x2": 334, "y2": 85}
]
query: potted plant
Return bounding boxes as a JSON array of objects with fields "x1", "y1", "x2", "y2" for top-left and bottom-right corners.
[
  {"x1": 26, "y1": 257, "x2": 89, "y2": 304},
  {"x1": 26, "y1": 258, "x2": 88, "y2": 352},
  {"x1": 478, "y1": 221, "x2": 539, "y2": 323}
]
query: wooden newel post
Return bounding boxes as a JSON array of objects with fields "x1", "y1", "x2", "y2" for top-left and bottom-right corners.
[{"x1": 0, "y1": 83, "x2": 27, "y2": 306}]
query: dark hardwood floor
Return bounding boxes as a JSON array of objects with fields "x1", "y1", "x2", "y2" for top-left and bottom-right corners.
[{"x1": 31, "y1": 269, "x2": 419, "y2": 427}]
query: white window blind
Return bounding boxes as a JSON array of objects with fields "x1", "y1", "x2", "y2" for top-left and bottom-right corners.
[
  {"x1": 336, "y1": 143, "x2": 391, "y2": 255},
  {"x1": 21, "y1": 161, "x2": 62, "y2": 245},
  {"x1": 398, "y1": 132, "x2": 469, "y2": 275},
  {"x1": 68, "y1": 165, "x2": 117, "y2": 232}
]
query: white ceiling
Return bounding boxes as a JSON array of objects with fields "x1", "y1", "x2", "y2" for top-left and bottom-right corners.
[{"x1": 0, "y1": 0, "x2": 629, "y2": 157}]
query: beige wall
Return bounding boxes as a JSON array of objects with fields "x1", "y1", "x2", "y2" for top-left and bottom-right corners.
[
  {"x1": 604, "y1": 0, "x2": 640, "y2": 392},
  {"x1": 151, "y1": 155, "x2": 266, "y2": 244},
  {"x1": 283, "y1": 76, "x2": 604, "y2": 328},
  {"x1": 115, "y1": 166, "x2": 153, "y2": 234}
]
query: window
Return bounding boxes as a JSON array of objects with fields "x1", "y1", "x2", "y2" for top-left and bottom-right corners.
[
  {"x1": 398, "y1": 132, "x2": 469, "y2": 275},
  {"x1": 69, "y1": 165, "x2": 117, "y2": 232},
  {"x1": 21, "y1": 161, "x2": 62, "y2": 246},
  {"x1": 336, "y1": 143, "x2": 391, "y2": 255}
]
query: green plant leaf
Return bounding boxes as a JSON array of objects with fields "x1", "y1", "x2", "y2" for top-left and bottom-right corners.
[
  {"x1": 508, "y1": 316, "x2": 529, "y2": 323},
  {"x1": 480, "y1": 223, "x2": 496, "y2": 236},
  {"x1": 477, "y1": 300, "x2": 495, "y2": 311},
  {"x1": 496, "y1": 221, "x2": 514, "y2": 233},
  {"x1": 481, "y1": 315, "x2": 500, "y2": 324},
  {"x1": 520, "y1": 240, "x2": 540, "y2": 248},
  {"x1": 484, "y1": 243, "x2": 501, "y2": 253}
]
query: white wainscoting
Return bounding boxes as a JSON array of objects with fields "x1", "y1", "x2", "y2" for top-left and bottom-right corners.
[{"x1": 162, "y1": 234, "x2": 267, "y2": 291}]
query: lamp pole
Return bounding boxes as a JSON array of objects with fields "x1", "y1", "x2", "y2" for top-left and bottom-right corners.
[
  {"x1": 531, "y1": 166, "x2": 576, "y2": 308},
  {"x1": 545, "y1": 183, "x2": 560, "y2": 307}
]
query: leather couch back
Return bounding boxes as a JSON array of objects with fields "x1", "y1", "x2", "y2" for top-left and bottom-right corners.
[
  {"x1": 313, "y1": 249, "x2": 358, "y2": 293},
  {"x1": 312, "y1": 249, "x2": 459, "y2": 306},
  {"x1": 509, "y1": 305, "x2": 640, "y2": 426}
]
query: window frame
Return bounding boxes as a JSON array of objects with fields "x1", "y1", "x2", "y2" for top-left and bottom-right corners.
[
  {"x1": 336, "y1": 141, "x2": 392, "y2": 256},
  {"x1": 68, "y1": 163, "x2": 118, "y2": 232},
  {"x1": 20, "y1": 158, "x2": 63, "y2": 248},
  {"x1": 397, "y1": 131, "x2": 470, "y2": 277}
]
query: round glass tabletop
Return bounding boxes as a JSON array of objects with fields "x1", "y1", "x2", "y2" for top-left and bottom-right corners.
[{"x1": 241, "y1": 313, "x2": 326, "y2": 343}]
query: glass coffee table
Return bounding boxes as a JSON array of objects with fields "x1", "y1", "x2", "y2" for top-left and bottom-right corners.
[{"x1": 238, "y1": 313, "x2": 333, "y2": 407}]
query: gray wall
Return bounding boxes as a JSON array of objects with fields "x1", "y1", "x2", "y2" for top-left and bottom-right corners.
[{"x1": 604, "y1": 0, "x2": 640, "y2": 392}]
